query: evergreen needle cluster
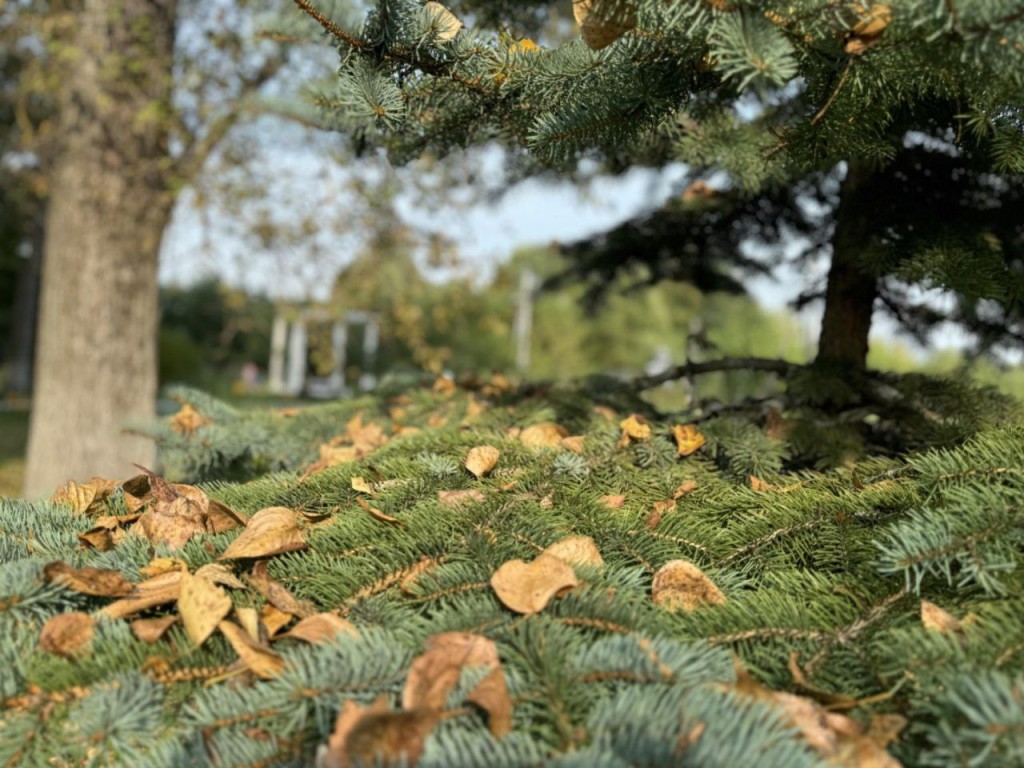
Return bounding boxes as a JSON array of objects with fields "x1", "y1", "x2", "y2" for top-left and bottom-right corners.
[{"x1": 2, "y1": 376, "x2": 1023, "y2": 766}]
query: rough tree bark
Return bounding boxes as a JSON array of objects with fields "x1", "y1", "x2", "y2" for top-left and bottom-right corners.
[
  {"x1": 815, "y1": 163, "x2": 879, "y2": 371},
  {"x1": 23, "y1": 0, "x2": 178, "y2": 497}
]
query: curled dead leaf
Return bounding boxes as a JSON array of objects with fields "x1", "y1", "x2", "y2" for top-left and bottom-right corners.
[
  {"x1": 219, "y1": 507, "x2": 307, "y2": 560},
  {"x1": 351, "y1": 476, "x2": 374, "y2": 495},
  {"x1": 178, "y1": 571, "x2": 233, "y2": 646},
  {"x1": 490, "y1": 552, "x2": 579, "y2": 615},
  {"x1": 51, "y1": 477, "x2": 117, "y2": 516},
  {"x1": 599, "y1": 494, "x2": 625, "y2": 509},
  {"x1": 519, "y1": 422, "x2": 569, "y2": 450},
  {"x1": 261, "y1": 603, "x2": 294, "y2": 638},
  {"x1": 573, "y1": 0, "x2": 637, "y2": 50},
  {"x1": 645, "y1": 499, "x2": 676, "y2": 529},
  {"x1": 619, "y1": 413, "x2": 652, "y2": 442},
  {"x1": 921, "y1": 600, "x2": 962, "y2": 634},
  {"x1": 673, "y1": 480, "x2": 698, "y2": 499},
  {"x1": 561, "y1": 436, "x2": 585, "y2": 454},
  {"x1": 672, "y1": 424, "x2": 706, "y2": 457},
  {"x1": 652, "y1": 560, "x2": 726, "y2": 612},
  {"x1": 133, "y1": 481, "x2": 210, "y2": 549},
  {"x1": 169, "y1": 403, "x2": 211, "y2": 435},
  {"x1": 131, "y1": 615, "x2": 179, "y2": 643},
  {"x1": 39, "y1": 612, "x2": 95, "y2": 658},
  {"x1": 282, "y1": 613, "x2": 357, "y2": 644},
  {"x1": 542, "y1": 536, "x2": 604, "y2": 568},
  {"x1": 140, "y1": 557, "x2": 188, "y2": 578},
  {"x1": 319, "y1": 697, "x2": 438, "y2": 768},
  {"x1": 466, "y1": 446, "x2": 500, "y2": 478},
  {"x1": 194, "y1": 563, "x2": 246, "y2": 590},
  {"x1": 102, "y1": 571, "x2": 183, "y2": 620},
  {"x1": 44, "y1": 562, "x2": 133, "y2": 597},
  {"x1": 248, "y1": 560, "x2": 317, "y2": 618},
  {"x1": 356, "y1": 497, "x2": 403, "y2": 527},
  {"x1": 437, "y1": 489, "x2": 485, "y2": 508},
  {"x1": 219, "y1": 620, "x2": 286, "y2": 679}
]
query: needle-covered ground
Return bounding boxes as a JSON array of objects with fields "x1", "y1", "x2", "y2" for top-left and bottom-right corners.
[{"x1": 1, "y1": 375, "x2": 1022, "y2": 767}]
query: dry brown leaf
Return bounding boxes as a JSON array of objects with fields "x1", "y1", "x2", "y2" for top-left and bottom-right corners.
[
  {"x1": 39, "y1": 612, "x2": 95, "y2": 658},
  {"x1": 673, "y1": 480, "x2": 698, "y2": 499},
  {"x1": 351, "y1": 476, "x2": 374, "y2": 495},
  {"x1": 681, "y1": 179, "x2": 717, "y2": 203},
  {"x1": 260, "y1": 603, "x2": 294, "y2": 638},
  {"x1": 51, "y1": 477, "x2": 117, "y2": 516},
  {"x1": 131, "y1": 615, "x2": 179, "y2": 643},
  {"x1": 236, "y1": 606, "x2": 263, "y2": 642},
  {"x1": 347, "y1": 413, "x2": 389, "y2": 455},
  {"x1": 921, "y1": 600, "x2": 962, "y2": 634},
  {"x1": 542, "y1": 536, "x2": 604, "y2": 568},
  {"x1": 432, "y1": 375, "x2": 457, "y2": 396},
  {"x1": 561, "y1": 436, "x2": 585, "y2": 454},
  {"x1": 133, "y1": 481, "x2": 210, "y2": 549},
  {"x1": 206, "y1": 499, "x2": 248, "y2": 534},
  {"x1": 194, "y1": 563, "x2": 246, "y2": 590},
  {"x1": 169, "y1": 403, "x2": 211, "y2": 435},
  {"x1": 356, "y1": 497, "x2": 403, "y2": 527},
  {"x1": 672, "y1": 424, "x2": 706, "y2": 457},
  {"x1": 44, "y1": 562, "x2": 134, "y2": 597},
  {"x1": 219, "y1": 507, "x2": 307, "y2": 560},
  {"x1": 490, "y1": 552, "x2": 579, "y2": 615},
  {"x1": 306, "y1": 444, "x2": 360, "y2": 476},
  {"x1": 424, "y1": 1, "x2": 462, "y2": 41},
  {"x1": 619, "y1": 413, "x2": 652, "y2": 442},
  {"x1": 852, "y1": 3, "x2": 891, "y2": 37},
  {"x1": 466, "y1": 446, "x2": 500, "y2": 478},
  {"x1": 178, "y1": 571, "x2": 233, "y2": 646},
  {"x1": 573, "y1": 0, "x2": 637, "y2": 50},
  {"x1": 599, "y1": 494, "x2": 625, "y2": 509},
  {"x1": 645, "y1": 499, "x2": 677, "y2": 529},
  {"x1": 77, "y1": 527, "x2": 114, "y2": 551},
  {"x1": 219, "y1": 620, "x2": 286, "y2": 679},
  {"x1": 140, "y1": 557, "x2": 188, "y2": 578},
  {"x1": 749, "y1": 475, "x2": 778, "y2": 492},
  {"x1": 593, "y1": 405, "x2": 617, "y2": 421},
  {"x1": 282, "y1": 613, "x2": 357, "y2": 644},
  {"x1": 652, "y1": 560, "x2": 726, "y2": 612},
  {"x1": 319, "y1": 696, "x2": 438, "y2": 768},
  {"x1": 102, "y1": 571, "x2": 183, "y2": 620},
  {"x1": 437, "y1": 489, "x2": 486, "y2": 508},
  {"x1": 519, "y1": 422, "x2": 569, "y2": 450},
  {"x1": 403, "y1": 632, "x2": 512, "y2": 737},
  {"x1": 248, "y1": 561, "x2": 317, "y2": 618}
]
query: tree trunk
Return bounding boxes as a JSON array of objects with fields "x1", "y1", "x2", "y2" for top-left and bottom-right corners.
[
  {"x1": 815, "y1": 163, "x2": 879, "y2": 370},
  {"x1": 23, "y1": 0, "x2": 177, "y2": 498},
  {"x1": 5, "y1": 206, "x2": 44, "y2": 395}
]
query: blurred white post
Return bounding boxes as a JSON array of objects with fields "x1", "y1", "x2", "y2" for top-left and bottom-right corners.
[
  {"x1": 360, "y1": 316, "x2": 379, "y2": 391},
  {"x1": 330, "y1": 321, "x2": 348, "y2": 396},
  {"x1": 285, "y1": 318, "x2": 307, "y2": 396},
  {"x1": 515, "y1": 269, "x2": 538, "y2": 374},
  {"x1": 268, "y1": 313, "x2": 288, "y2": 394}
]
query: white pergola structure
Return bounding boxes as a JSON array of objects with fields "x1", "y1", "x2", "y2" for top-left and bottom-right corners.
[{"x1": 268, "y1": 307, "x2": 380, "y2": 398}]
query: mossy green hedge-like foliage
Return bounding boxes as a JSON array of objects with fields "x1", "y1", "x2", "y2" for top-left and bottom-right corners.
[{"x1": 2, "y1": 376, "x2": 1023, "y2": 767}]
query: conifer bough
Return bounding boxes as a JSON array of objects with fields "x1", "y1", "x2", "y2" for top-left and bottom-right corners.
[{"x1": 298, "y1": 0, "x2": 1024, "y2": 369}]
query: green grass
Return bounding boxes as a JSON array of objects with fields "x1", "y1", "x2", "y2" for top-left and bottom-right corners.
[{"x1": 0, "y1": 410, "x2": 29, "y2": 497}]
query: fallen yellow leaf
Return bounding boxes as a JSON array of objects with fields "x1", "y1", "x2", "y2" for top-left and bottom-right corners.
[{"x1": 466, "y1": 446, "x2": 500, "y2": 478}]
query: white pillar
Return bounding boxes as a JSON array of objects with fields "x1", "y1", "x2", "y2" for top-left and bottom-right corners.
[
  {"x1": 285, "y1": 319, "x2": 307, "y2": 396},
  {"x1": 331, "y1": 321, "x2": 348, "y2": 396},
  {"x1": 515, "y1": 269, "x2": 538, "y2": 374},
  {"x1": 268, "y1": 313, "x2": 288, "y2": 394}
]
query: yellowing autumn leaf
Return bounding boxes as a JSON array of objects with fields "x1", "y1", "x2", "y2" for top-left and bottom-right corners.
[
  {"x1": 131, "y1": 615, "x2": 178, "y2": 644},
  {"x1": 356, "y1": 497, "x2": 403, "y2": 527},
  {"x1": 645, "y1": 499, "x2": 676, "y2": 529},
  {"x1": 466, "y1": 446, "x2": 500, "y2": 478},
  {"x1": 652, "y1": 560, "x2": 726, "y2": 612},
  {"x1": 39, "y1": 612, "x2": 95, "y2": 658},
  {"x1": 319, "y1": 697, "x2": 438, "y2": 768},
  {"x1": 490, "y1": 552, "x2": 579, "y2": 615},
  {"x1": 218, "y1": 620, "x2": 286, "y2": 679},
  {"x1": 542, "y1": 536, "x2": 604, "y2": 568},
  {"x1": 102, "y1": 571, "x2": 183, "y2": 620},
  {"x1": 44, "y1": 562, "x2": 134, "y2": 597},
  {"x1": 921, "y1": 600, "x2": 962, "y2": 634},
  {"x1": 519, "y1": 422, "x2": 569, "y2": 450},
  {"x1": 510, "y1": 37, "x2": 540, "y2": 53},
  {"x1": 219, "y1": 507, "x2": 307, "y2": 560},
  {"x1": 599, "y1": 494, "x2": 625, "y2": 509},
  {"x1": 168, "y1": 403, "x2": 210, "y2": 435},
  {"x1": 351, "y1": 476, "x2": 374, "y2": 495},
  {"x1": 248, "y1": 561, "x2": 317, "y2": 618},
  {"x1": 178, "y1": 571, "x2": 232, "y2": 646},
  {"x1": 282, "y1": 613, "x2": 357, "y2": 644},
  {"x1": 672, "y1": 424, "x2": 706, "y2": 457},
  {"x1": 620, "y1": 413, "x2": 652, "y2": 441},
  {"x1": 561, "y1": 436, "x2": 585, "y2": 454},
  {"x1": 573, "y1": 0, "x2": 637, "y2": 50},
  {"x1": 51, "y1": 477, "x2": 117, "y2": 516}
]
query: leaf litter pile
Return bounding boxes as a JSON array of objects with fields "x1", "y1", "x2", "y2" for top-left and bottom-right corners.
[{"x1": 3, "y1": 376, "x2": 1023, "y2": 767}]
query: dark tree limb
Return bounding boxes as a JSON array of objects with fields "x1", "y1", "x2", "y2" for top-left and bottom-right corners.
[{"x1": 634, "y1": 357, "x2": 800, "y2": 390}]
